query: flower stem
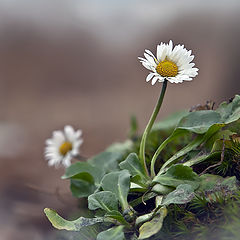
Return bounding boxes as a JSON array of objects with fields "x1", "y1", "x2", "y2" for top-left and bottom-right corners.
[{"x1": 139, "y1": 80, "x2": 168, "y2": 178}]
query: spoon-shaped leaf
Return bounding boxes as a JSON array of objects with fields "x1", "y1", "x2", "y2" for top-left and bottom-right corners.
[
  {"x1": 101, "y1": 170, "x2": 130, "y2": 210},
  {"x1": 44, "y1": 208, "x2": 104, "y2": 231}
]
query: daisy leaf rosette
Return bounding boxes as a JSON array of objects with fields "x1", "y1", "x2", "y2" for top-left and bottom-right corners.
[
  {"x1": 62, "y1": 140, "x2": 133, "y2": 198},
  {"x1": 139, "y1": 40, "x2": 198, "y2": 85},
  {"x1": 153, "y1": 95, "x2": 240, "y2": 176},
  {"x1": 44, "y1": 125, "x2": 83, "y2": 168}
]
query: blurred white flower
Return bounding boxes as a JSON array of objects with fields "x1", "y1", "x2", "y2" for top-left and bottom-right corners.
[
  {"x1": 139, "y1": 40, "x2": 198, "y2": 85},
  {"x1": 44, "y1": 125, "x2": 83, "y2": 168}
]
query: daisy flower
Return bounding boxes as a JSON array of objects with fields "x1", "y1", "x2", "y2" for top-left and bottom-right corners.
[
  {"x1": 138, "y1": 40, "x2": 198, "y2": 85},
  {"x1": 44, "y1": 125, "x2": 83, "y2": 168}
]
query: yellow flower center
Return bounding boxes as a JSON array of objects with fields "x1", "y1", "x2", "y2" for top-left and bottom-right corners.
[
  {"x1": 156, "y1": 59, "x2": 178, "y2": 77},
  {"x1": 59, "y1": 141, "x2": 72, "y2": 156}
]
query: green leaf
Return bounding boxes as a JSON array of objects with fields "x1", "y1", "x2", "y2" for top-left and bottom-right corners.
[
  {"x1": 87, "y1": 140, "x2": 133, "y2": 175},
  {"x1": 159, "y1": 134, "x2": 204, "y2": 174},
  {"x1": 203, "y1": 123, "x2": 225, "y2": 139},
  {"x1": 152, "y1": 96, "x2": 240, "y2": 176},
  {"x1": 105, "y1": 210, "x2": 129, "y2": 225},
  {"x1": 138, "y1": 206, "x2": 167, "y2": 239},
  {"x1": 205, "y1": 129, "x2": 234, "y2": 150},
  {"x1": 216, "y1": 95, "x2": 240, "y2": 124},
  {"x1": 176, "y1": 95, "x2": 240, "y2": 134},
  {"x1": 183, "y1": 152, "x2": 220, "y2": 168},
  {"x1": 105, "y1": 140, "x2": 133, "y2": 156},
  {"x1": 151, "y1": 184, "x2": 174, "y2": 195},
  {"x1": 152, "y1": 110, "x2": 189, "y2": 131},
  {"x1": 44, "y1": 208, "x2": 104, "y2": 231},
  {"x1": 198, "y1": 174, "x2": 223, "y2": 192},
  {"x1": 88, "y1": 191, "x2": 118, "y2": 212},
  {"x1": 119, "y1": 153, "x2": 149, "y2": 184},
  {"x1": 97, "y1": 226, "x2": 125, "y2": 240},
  {"x1": 129, "y1": 192, "x2": 157, "y2": 208},
  {"x1": 153, "y1": 165, "x2": 200, "y2": 190},
  {"x1": 63, "y1": 162, "x2": 102, "y2": 198},
  {"x1": 88, "y1": 152, "x2": 123, "y2": 173},
  {"x1": 151, "y1": 128, "x2": 187, "y2": 176},
  {"x1": 198, "y1": 174, "x2": 238, "y2": 192},
  {"x1": 63, "y1": 141, "x2": 133, "y2": 199},
  {"x1": 177, "y1": 110, "x2": 221, "y2": 134},
  {"x1": 136, "y1": 212, "x2": 154, "y2": 226},
  {"x1": 159, "y1": 124, "x2": 224, "y2": 174},
  {"x1": 130, "y1": 180, "x2": 148, "y2": 192},
  {"x1": 62, "y1": 162, "x2": 103, "y2": 184},
  {"x1": 101, "y1": 170, "x2": 130, "y2": 210},
  {"x1": 153, "y1": 122, "x2": 224, "y2": 177},
  {"x1": 211, "y1": 138, "x2": 233, "y2": 152},
  {"x1": 70, "y1": 179, "x2": 97, "y2": 198},
  {"x1": 136, "y1": 196, "x2": 164, "y2": 226},
  {"x1": 222, "y1": 176, "x2": 238, "y2": 191},
  {"x1": 162, "y1": 184, "x2": 194, "y2": 205}
]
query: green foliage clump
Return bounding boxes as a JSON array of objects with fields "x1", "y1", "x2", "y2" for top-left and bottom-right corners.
[{"x1": 45, "y1": 95, "x2": 240, "y2": 240}]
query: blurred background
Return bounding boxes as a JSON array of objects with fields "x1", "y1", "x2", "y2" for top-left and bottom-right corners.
[{"x1": 0, "y1": 0, "x2": 240, "y2": 239}]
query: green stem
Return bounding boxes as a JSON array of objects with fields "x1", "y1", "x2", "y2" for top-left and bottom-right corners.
[
  {"x1": 158, "y1": 134, "x2": 204, "y2": 175},
  {"x1": 139, "y1": 80, "x2": 168, "y2": 177},
  {"x1": 150, "y1": 129, "x2": 185, "y2": 177},
  {"x1": 183, "y1": 153, "x2": 218, "y2": 167}
]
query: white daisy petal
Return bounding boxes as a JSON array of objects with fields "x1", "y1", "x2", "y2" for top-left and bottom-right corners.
[
  {"x1": 139, "y1": 40, "x2": 198, "y2": 85},
  {"x1": 64, "y1": 125, "x2": 75, "y2": 141},
  {"x1": 151, "y1": 76, "x2": 159, "y2": 85},
  {"x1": 160, "y1": 46, "x2": 168, "y2": 61},
  {"x1": 142, "y1": 62, "x2": 154, "y2": 71},
  {"x1": 74, "y1": 139, "x2": 83, "y2": 149},
  {"x1": 75, "y1": 129, "x2": 82, "y2": 139},
  {"x1": 167, "y1": 40, "x2": 173, "y2": 55},
  {"x1": 138, "y1": 57, "x2": 147, "y2": 63},
  {"x1": 62, "y1": 154, "x2": 72, "y2": 168},
  {"x1": 157, "y1": 43, "x2": 164, "y2": 61},
  {"x1": 184, "y1": 77, "x2": 193, "y2": 81},
  {"x1": 146, "y1": 73, "x2": 154, "y2": 82},
  {"x1": 145, "y1": 49, "x2": 157, "y2": 63},
  {"x1": 53, "y1": 131, "x2": 65, "y2": 143},
  {"x1": 180, "y1": 67, "x2": 199, "y2": 77},
  {"x1": 46, "y1": 139, "x2": 53, "y2": 145},
  {"x1": 144, "y1": 53, "x2": 157, "y2": 67},
  {"x1": 158, "y1": 77, "x2": 165, "y2": 83}
]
